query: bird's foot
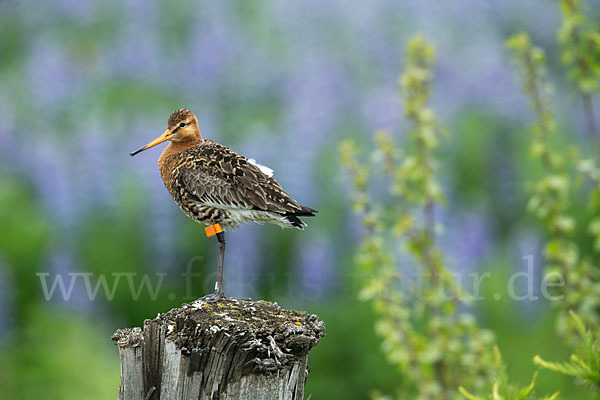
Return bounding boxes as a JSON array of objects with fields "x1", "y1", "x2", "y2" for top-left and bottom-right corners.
[{"x1": 200, "y1": 290, "x2": 228, "y2": 303}]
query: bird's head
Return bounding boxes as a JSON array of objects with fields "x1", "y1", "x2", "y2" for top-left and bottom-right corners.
[{"x1": 130, "y1": 109, "x2": 202, "y2": 156}]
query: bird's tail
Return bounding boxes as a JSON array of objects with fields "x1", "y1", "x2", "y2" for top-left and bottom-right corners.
[{"x1": 285, "y1": 205, "x2": 318, "y2": 229}]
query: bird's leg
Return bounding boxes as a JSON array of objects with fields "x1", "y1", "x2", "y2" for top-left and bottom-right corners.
[
  {"x1": 201, "y1": 224, "x2": 227, "y2": 303},
  {"x1": 214, "y1": 231, "x2": 226, "y2": 299}
]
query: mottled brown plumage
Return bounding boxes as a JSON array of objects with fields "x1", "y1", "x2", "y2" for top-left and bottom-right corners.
[
  {"x1": 130, "y1": 108, "x2": 317, "y2": 301},
  {"x1": 163, "y1": 140, "x2": 317, "y2": 229}
]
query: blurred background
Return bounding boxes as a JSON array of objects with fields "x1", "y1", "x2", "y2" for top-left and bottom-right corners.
[{"x1": 0, "y1": 0, "x2": 597, "y2": 398}]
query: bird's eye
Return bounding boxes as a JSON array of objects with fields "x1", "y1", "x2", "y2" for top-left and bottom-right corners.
[{"x1": 179, "y1": 122, "x2": 186, "y2": 128}]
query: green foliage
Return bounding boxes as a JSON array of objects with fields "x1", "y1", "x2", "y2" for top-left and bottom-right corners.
[
  {"x1": 557, "y1": 0, "x2": 600, "y2": 94},
  {"x1": 506, "y1": 31, "x2": 600, "y2": 338},
  {"x1": 341, "y1": 35, "x2": 496, "y2": 400},
  {"x1": 0, "y1": 306, "x2": 118, "y2": 400},
  {"x1": 534, "y1": 311, "x2": 600, "y2": 394},
  {"x1": 505, "y1": 33, "x2": 556, "y2": 170},
  {"x1": 557, "y1": 0, "x2": 600, "y2": 187},
  {"x1": 505, "y1": 2, "x2": 600, "y2": 397},
  {"x1": 303, "y1": 298, "x2": 404, "y2": 399},
  {"x1": 459, "y1": 347, "x2": 560, "y2": 400}
]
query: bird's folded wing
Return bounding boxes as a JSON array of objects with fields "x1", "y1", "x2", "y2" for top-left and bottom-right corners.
[{"x1": 176, "y1": 141, "x2": 302, "y2": 213}]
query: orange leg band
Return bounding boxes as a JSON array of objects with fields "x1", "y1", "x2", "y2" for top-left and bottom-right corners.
[{"x1": 205, "y1": 223, "x2": 223, "y2": 238}]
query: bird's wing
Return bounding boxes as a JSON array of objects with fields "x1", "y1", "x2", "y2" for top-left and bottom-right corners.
[{"x1": 176, "y1": 140, "x2": 303, "y2": 213}]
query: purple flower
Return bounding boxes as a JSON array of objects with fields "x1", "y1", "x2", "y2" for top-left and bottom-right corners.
[
  {"x1": 297, "y1": 236, "x2": 335, "y2": 299},
  {"x1": 361, "y1": 86, "x2": 403, "y2": 133},
  {"x1": 73, "y1": 118, "x2": 115, "y2": 210},
  {"x1": 52, "y1": 0, "x2": 95, "y2": 21},
  {"x1": 0, "y1": 100, "x2": 17, "y2": 172},
  {"x1": 0, "y1": 261, "x2": 15, "y2": 341},
  {"x1": 438, "y1": 208, "x2": 493, "y2": 275},
  {"x1": 29, "y1": 136, "x2": 78, "y2": 228},
  {"x1": 224, "y1": 224, "x2": 262, "y2": 299},
  {"x1": 107, "y1": 2, "x2": 161, "y2": 82},
  {"x1": 180, "y1": 2, "x2": 245, "y2": 93},
  {"x1": 26, "y1": 39, "x2": 72, "y2": 108},
  {"x1": 45, "y1": 248, "x2": 94, "y2": 312}
]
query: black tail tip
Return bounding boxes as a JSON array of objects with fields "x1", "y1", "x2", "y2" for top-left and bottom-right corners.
[
  {"x1": 297, "y1": 205, "x2": 318, "y2": 216},
  {"x1": 285, "y1": 214, "x2": 308, "y2": 229}
]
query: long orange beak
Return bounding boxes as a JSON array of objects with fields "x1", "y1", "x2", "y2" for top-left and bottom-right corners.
[{"x1": 130, "y1": 129, "x2": 172, "y2": 156}]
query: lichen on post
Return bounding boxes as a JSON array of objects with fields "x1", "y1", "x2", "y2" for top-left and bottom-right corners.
[{"x1": 112, "y1": 298, "x2": 325, "y2": 400}]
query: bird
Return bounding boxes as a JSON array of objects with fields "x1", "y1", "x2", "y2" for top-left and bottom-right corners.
[{"x1": 130, "y1": 109, "x2": 317, "y2": 302}]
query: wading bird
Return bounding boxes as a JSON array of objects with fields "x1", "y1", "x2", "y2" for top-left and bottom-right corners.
[{"x1": 130, "y1": 109, "x2": 317, "y2": 302}]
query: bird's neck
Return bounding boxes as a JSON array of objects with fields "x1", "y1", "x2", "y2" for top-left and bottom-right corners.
[
  {"x1": 158, "y1": 139, "x2": 201, "y2": 183},
  {"x1": 163, "y1": 138, "x2": 200, "y2": 157}
]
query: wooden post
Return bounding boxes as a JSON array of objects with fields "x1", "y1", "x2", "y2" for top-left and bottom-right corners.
[{"x1": 112, "y1": 298, "x2": 325, "y2": 400}]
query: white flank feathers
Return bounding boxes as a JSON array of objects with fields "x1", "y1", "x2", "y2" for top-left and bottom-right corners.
[{"x1": 247, "y1": 158, "x2": 274, "y2": 177}]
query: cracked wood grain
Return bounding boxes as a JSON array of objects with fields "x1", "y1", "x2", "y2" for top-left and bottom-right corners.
[{"x1": 113, "y1": 298, "x2": 325, "y2": 400}]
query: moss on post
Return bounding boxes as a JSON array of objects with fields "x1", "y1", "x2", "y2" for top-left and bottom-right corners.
[{"x1": 112, "y1": 298, "x2": 325, "y2": 400}]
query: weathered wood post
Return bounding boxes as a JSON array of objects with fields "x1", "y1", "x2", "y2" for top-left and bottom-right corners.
[{"x1": 112, "y1": 298, "x2": 325, "y2": 400}]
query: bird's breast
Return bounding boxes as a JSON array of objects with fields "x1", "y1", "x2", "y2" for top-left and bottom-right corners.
[{"x1": 158, "y1": 155, "x2": 178, "y2": 196}]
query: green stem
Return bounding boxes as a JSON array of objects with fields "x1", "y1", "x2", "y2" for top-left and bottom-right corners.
[
  {"x1": 583, "y1": 93, "x2": 600, "y2": 158},
  {"x1": 524, "y1": 50, "x2": 553, "y2": 170}
]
